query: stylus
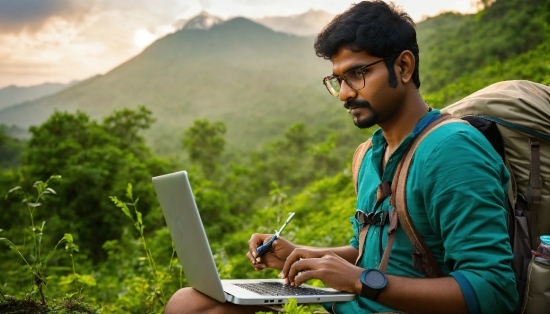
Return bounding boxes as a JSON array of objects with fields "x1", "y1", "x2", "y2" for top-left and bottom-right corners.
[{"x1": 256, "y1": 212, "x2": 295, "y2": 257}]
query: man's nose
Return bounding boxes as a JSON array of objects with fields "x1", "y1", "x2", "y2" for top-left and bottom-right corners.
[{"x1": 339, "y1": 80, "x2": 357, "y2": 102}]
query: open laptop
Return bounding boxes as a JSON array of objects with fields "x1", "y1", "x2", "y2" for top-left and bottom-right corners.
[{"x1": 152, "y1": 170, "x2": 356, "y2": 306}]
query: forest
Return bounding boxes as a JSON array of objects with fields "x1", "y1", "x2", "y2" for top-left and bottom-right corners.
[{"x1": 1, "y1": 0, "x2": 549, "y2": 312}]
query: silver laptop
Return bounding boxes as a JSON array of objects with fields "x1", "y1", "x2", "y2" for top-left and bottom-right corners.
[{"x1": 152, "y1": 170, "x2": 356, "y2": 306}]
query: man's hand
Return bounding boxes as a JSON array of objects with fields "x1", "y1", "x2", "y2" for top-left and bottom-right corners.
[
  {"x1": 247, "y1": 233, "x2": 296, "y2": 271},
  {"x1": 280, "y1": 248, "x2": 363, "y2": 294}
]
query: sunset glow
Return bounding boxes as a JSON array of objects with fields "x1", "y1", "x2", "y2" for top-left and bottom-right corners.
[{"x1": 0, "y1": 0, "x2": 477, "y2": 89}]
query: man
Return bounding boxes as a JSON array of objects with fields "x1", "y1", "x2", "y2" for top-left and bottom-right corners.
[{"x1": 165, "y1": 1, "x2": 518, "y2": 313}]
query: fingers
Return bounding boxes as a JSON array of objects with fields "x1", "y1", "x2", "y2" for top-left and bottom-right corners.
[
  {"x1": 283, "y1": 258, "x2": 319, "y2": 286},
  {"x1": 246, "y1": 250, "x2": 266, "y2": 270},
  {"x1": 281, "y1": 248, "x2": 327, "y2": 281},
  {"x1": 247, "y1": 233, "x2": 272, "y2": 264}
]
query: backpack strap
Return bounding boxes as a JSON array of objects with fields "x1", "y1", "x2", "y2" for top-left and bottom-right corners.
[
  {"x1": 390, "y1": 114, "x2": 466, "y2": 277},
  {"x1": 352, "y1": 138, "x2": 372, "y2": 195},
  {"x1": 352, "y1": 138, "x2": 395, "y2": 266},
  {"x1": 355, "y1": 224, "x2": 371, "y2": 265},
  {"x1": 527, "y1": 138, "x2": 542, "y2": 249}
]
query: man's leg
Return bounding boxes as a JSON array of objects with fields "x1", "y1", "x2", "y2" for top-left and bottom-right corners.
[{"x1": 164, "y1": 287, "x2": 274, "y2": 314}]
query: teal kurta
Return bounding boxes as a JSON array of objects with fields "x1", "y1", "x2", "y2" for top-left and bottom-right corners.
[{"x1": 330, "y1": 110, "x2": 518, "y2": 313}]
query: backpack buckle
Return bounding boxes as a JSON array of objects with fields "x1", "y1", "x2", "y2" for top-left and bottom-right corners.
[{"x1": 355, "y1": 210, "x2": 389, "y2": 226}]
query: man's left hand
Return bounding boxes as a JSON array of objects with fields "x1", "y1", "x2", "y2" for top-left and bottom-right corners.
[{"x1": 280, "y1": 248, "x2": 363, "y2": 294}]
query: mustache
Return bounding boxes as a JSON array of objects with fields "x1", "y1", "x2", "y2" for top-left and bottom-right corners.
[{"x1": 344, "y1": 99, "x2": 372, "y2": 110}]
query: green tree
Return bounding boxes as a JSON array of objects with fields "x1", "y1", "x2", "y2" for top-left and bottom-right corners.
[
  {"x1": 103, "y1": 105, "x2": 155, "y2": 157},
  {"x1": 181, "y1": 119, "x2": 226, "y2": 176},
  {"x1": 0, "y1": 125, "x2": 24, "y2": 169},
  {"x1": 19, "y1": 108, "x2": 171, "y2": 261}
]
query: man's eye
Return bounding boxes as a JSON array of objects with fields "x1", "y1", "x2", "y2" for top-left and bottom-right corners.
[{"x1": 348, "y1": 70, "x2": 364, "y2": 80}]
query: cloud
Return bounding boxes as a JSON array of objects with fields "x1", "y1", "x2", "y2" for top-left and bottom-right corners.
[{"x1": 0, "y1": 0, "x2": 97, "y2": 34}]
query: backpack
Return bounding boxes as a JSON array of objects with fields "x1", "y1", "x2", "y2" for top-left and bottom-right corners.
[{"x1": 351, "y1": 80, "x2": 550, "y2": 313}]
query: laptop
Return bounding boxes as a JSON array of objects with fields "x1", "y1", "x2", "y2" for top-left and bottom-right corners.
[{"x1": 152, "y1": 170, "x2": 356, "y2": 306}]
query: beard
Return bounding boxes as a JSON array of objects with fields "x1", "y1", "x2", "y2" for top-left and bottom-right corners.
[{"x1": 345, "y1": 99, "x2": 378, "y2": 129}]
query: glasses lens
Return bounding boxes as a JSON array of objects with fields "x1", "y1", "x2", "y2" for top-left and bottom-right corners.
[
  {"x1": 325, "y1": 77, "x2": 341, "y2": 97},
  {"x1": 343, "y1": 70, "x2": 365, "y2": 91}
]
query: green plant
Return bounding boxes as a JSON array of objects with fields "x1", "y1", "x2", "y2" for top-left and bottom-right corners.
[
  {"x1": 109, "y1": 183, "x2": 166, "y2": 309},
  {"x1": 0, "y1": 175, "x2": 72, "y2": 305}
]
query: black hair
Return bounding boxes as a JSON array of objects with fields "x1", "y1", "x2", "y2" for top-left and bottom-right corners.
[{"x1": 314, "y1": 1, "x2": 420, "y2": 88}]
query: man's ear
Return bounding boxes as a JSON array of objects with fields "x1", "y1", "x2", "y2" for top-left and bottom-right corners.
[{"x1": 396, "y1": 50, "x2": 415, "y2": 84}]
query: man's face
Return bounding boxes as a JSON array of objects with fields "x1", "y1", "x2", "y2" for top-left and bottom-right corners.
[{"x1": 330, "y1": 47, "x2": 401, "y2": 129}]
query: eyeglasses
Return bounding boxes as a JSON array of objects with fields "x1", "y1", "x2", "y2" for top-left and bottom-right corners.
[{"x1": 322, "y1": 56, "x2": 393, "y2": 97}]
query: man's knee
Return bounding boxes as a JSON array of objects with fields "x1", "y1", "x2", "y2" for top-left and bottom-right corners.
[
  {"x1": 164, "y1": 287, "x2": 270, "y2": 314},
  {"x1": 164, "y1": 287, "x2": 216, "y2": 314}
]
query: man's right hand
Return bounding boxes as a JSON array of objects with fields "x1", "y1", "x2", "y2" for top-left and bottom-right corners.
[{"x1": 247, "y1": 233, "x2": 296, "y2": 271}]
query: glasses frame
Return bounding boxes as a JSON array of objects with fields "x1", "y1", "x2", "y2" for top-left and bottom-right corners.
[{"x1": 322, "y1": 55, "x2": 395, "y2": 97}]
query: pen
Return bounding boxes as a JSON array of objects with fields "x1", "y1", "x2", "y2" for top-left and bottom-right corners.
[{"x1": 256, "y1": 212, "x2": 295, "y2": 257}]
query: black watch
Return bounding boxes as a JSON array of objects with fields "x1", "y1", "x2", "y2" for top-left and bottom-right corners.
[{"x1": 360, "y1": 269, "x2": 387, "y2": 301}]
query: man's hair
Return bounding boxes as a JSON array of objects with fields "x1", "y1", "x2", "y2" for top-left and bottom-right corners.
[{"x1": 314, "y1": 1, "x2": 420, "y2": 88}]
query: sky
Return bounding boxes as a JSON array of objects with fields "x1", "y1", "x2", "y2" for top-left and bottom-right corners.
[{"x1": 0, "y1": 0, "x2": 478, "y2": 89}]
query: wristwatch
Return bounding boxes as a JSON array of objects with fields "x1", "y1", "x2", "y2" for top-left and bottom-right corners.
[{"x1": 360, "y1": 269, "x2": 387, "y2": 301}]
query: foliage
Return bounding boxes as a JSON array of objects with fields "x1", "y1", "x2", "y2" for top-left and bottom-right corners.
[
  {"x1": 12, "y1": 107, "x2": 172, "y2": 260},
  {"x1": 109, "y1": 183, "x2": 166, "y2": 309},
  {"x1": 0, "y1": 295, "x2": 101, "y2": 314},
  {"x1": 182, "y1": 119, "x2": 226, "y2": 177},
  {"x1": 1, "y1": 176, "x2": 63, "y2": 304},
  {"x1": 0, "y1": 124, "x2": 24, "y2": 169},
  {"x1": 424, "y1": 40, "x2": 550, "y2": 108},
  {"x1": 418, "y1": 0, "x2": 550, "y2": 92},
  {"x1": 102, "y1": 106, "x2": 156, "y2": 157}
]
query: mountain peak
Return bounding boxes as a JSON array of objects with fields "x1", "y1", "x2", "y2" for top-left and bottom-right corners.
[{"x1": 183, "y1": 11, "x2": 223, "y2": 30}]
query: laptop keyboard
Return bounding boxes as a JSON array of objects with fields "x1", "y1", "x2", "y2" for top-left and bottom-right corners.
[{"x1": 234, "y1": 282, "x2": 332, "y2": 296}]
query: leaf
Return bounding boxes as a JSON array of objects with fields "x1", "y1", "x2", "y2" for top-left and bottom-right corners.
[
  {"x1": 136, "y1": 210, "x2": 143, "y2": 226},
  {"x1": 0, "y1": 238, "x2": 32, "y2": 268},
  {"x1": 45, "y1": 188, "x2": 57, "y2": 195},
  {"x1": 76, "y1": 274, "x2": 97, "y2": 286},
  {"x1": 59, "y1": 274, "x2": 76, "y2": 286},
  {"x1": 7, "y1": 186, "x2": 22, "y2": 196},
  {"x1": 33, "y1": 181, "x2": 46, "y2": 194},
  {"x1": 65, "y1": 292, "x2": 78, "y2": 300},
  {"x1": 126, "y1": 183, "x2": 133, "y2": 200},
  {"x1": 49, "y1": 175, "x2": 62, "y2": 180},
  {"x1": 27, "y1": 202, "x2": 42, "y2": 208},
  {"x1": 62, "y1": 233, "x2": 74, "y2": 243},
  {"x1": 110, "y1": 196, "x2": 132, "y2": 220}
]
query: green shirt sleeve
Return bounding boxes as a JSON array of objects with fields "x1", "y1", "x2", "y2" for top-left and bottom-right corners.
[{"x1": 412, "y1": 123, "x2": 518, "y2": 313}]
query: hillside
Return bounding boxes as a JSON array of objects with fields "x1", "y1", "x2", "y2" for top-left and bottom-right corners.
[
  {"x1": 417, "y1": 0, "x2": 550, "y2": 93},
  {"x1": 0, "y1": 81, "x2": 78, "y2": 110},
  {"x1": 0, "y1": 0, "x2": 548, "y2": 155},
  {"x1": 0, "y1": 17, "x2": 353, "y2": 154}
]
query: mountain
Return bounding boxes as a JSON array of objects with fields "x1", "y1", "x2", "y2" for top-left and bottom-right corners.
[
  {"x1": 174, "y1": 10, "x2": 335, "y2": 37},
  {"x1": 253, "y1": 9, "x2": 335, "y2": 36},
  {"x1": 3, "y1": 0, "x2": 546, "y2": 154},
  {"x1": 0, "y1": 18, "x2": 353, "y2": 154},
  {"x1": 0, "y1": 81, "x2": 79, "y2": 111},
  {"x1": 174, "y1": 11, "x2": 223, "y2": 30}
]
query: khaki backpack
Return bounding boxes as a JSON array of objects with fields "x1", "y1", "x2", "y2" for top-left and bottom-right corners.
[{"x1": 352, "y1": 80, "x2": 550, "y2": 313}]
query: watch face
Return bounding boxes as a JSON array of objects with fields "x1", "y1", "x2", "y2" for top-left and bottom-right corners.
[{"x1": 365, "y1": 269, "x2": 387, "y2": 289}]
